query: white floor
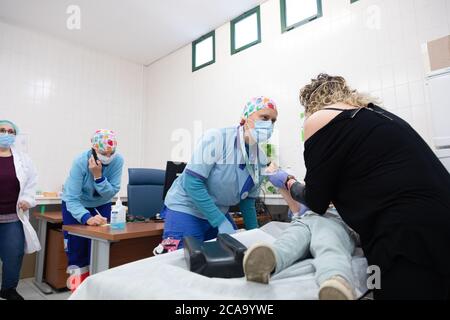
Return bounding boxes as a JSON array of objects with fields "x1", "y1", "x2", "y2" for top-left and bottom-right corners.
[{"x1": 0, "y1": 278, "x2": 72, "y2": 300}]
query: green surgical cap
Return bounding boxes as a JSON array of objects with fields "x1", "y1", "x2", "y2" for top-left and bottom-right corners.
[{"x1": 0, "y1": 120, "x2": 19, "y2": 135}]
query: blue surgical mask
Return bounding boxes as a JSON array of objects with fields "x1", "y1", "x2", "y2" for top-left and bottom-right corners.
[
  {"x1": 249, "y1": 120, "x2": 273, "y2": 143},
  {"x1": 0, "y1": 134, "x2": 16, "y2": 148}
]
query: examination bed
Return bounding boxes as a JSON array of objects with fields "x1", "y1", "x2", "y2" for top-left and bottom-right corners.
[{"x1": 69, "y1": 222, "x2": 369, "y2": 300}]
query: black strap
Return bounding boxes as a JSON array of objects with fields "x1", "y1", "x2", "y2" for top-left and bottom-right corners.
[
  {"x1": 367, "y1": 106, "x2": 393, "y2": 120},
  {"x1": 321, "y1": 107, "x2": 351, "y2": 112},
  {"x1": 322, "y1": 106, "x2": 364, "y2": 119},
  {"x1": 321, "y1": 105, "x2": 393, "y2": 121}
]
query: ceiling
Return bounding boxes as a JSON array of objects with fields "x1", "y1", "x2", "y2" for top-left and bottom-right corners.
[{"x1": 0, "y1": 0, "x2": 268, "y2": 65}]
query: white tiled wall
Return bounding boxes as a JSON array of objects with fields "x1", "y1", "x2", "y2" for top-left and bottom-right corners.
[
  {"x1": 0, "y1": 21, "x2": 145, "y2": 192},
  {"x1": 1, "y1": 0, "x2": 449, "y2": 187},
  {"x1": 143, "y1": 0, "x2": 450, "y2": 178}
]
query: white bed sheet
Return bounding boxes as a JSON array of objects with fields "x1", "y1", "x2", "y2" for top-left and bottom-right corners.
[{"x1": 69, "y1": 222, "x2": 369, "y2": 300}]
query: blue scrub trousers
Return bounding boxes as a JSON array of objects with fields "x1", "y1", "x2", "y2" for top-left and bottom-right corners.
[
  {"x1": 62, "y1": 201, "x2": 111, "y2": 268},
  {"x1": 0, "y1": 221, "x2": 25, "y2": 290},
  {"x1": 161, "y1": 207, "x2": 238, "y2": 249}
]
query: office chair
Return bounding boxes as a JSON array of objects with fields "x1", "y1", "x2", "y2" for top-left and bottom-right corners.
[{"x1": 127, "y1": 168, "x2": 165, "y2": 219}]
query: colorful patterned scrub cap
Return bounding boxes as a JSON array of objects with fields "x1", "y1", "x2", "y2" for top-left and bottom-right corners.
[
  {"x1": 242, "y1": 96, "x2": 277, "y2": 119},
  {"x1": 91, "y1": 129, "x2": 117, "y2": 154}
]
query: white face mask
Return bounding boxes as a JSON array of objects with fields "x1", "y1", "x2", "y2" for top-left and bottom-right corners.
[{"x1": 97, "y1": 153, "x2": 116, "y2": 165}]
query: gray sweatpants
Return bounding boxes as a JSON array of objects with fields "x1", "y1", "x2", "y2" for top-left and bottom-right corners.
[{"x1": 273, "y1": 209, "x2": 356, "y2": 286}]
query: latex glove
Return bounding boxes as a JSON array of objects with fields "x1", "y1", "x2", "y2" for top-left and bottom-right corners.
[
  {"x1": 267, "y1": 169, "x2": 289, "y2": 189},
  {"x1": 218, "y1": 218, "x2": 236, "y2": 234}
]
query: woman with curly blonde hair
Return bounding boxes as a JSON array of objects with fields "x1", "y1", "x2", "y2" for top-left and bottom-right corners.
[
  {"x1": 257, "y1": 74, "x2": 450, "y2": 299},
  {"x1": 299, "y1": 73, "x2": 375, "y2": 117}
]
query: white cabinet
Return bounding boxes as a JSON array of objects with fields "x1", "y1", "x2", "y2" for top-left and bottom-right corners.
[
  {"x1": 426, "y1": 67, "x2": 450, "y2": 172},
  {"x1": 436, "y1": 149, "x2": 450, "y2": 172}
]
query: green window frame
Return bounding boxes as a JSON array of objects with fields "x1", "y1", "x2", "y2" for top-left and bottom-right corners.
[
  {"x1": 230, "y1": 6, "x2": 261, "y2": 55},
  {"x1": 192, "y1": 30, "x2": 216, "y2": 72},
  {"x1": 280, "y1": 0, "x2": 323, "y2": 33}
]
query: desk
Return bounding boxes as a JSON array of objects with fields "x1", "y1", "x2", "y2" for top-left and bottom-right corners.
[
  {"x1": 32, "y1": 211, "x2": 63, "y2": 294},
  {"x1": 63, "y1": 222, "x2": 164, "y2": 275},
  {"x1": 34, "y1": 195, "x2": 282, "y2": 206},
  {"x1": 36, "y1": 196, "x2": 128, "y2": 206},
  {"x1": 34, "y1": 194, "x2": 284, "y2": 283}
]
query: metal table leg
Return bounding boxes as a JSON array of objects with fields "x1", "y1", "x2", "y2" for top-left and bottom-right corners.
[
  {"x1": 32, "y1": 218, "x2": 53, "y2": 294},
  {"x1": 89, "y1": 238, "x2": 110, "y2": 275}
]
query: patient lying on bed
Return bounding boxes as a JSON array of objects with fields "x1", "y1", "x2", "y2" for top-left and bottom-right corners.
[{"x1": 244, "y1": 167, "x2": 360, "y2": 300}]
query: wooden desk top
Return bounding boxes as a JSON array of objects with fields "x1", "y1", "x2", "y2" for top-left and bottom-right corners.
[
  {"x1": 32, "y1": 211, "x2": 63, "y2": 224},
  {"x1": 35, "y1": 195, "x2": 128, "y2": 205},
  {"x1": 63, "y1": 221, "x2": 164, "y2": 241}
]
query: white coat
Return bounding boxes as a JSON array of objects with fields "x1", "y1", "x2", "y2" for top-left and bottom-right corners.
[{"x1": 10, "y1": 146, "x2": 41, "y2": 254}]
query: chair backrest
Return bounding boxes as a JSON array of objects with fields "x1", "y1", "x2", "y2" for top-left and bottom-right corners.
[{"x1": 127, "y1": 168, "x2": 166, "y2": 218}]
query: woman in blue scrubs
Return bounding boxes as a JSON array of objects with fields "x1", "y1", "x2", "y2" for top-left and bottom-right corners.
[
  {"x1": 161, "y1": 97, "x2": 278, "y2": 249},
  {"x1": 62, "y1": 129, "x2": 124, "y2": 289}
]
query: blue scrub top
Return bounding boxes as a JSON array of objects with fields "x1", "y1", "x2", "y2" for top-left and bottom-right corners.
[
  {"x1": 164, "y1": 126, "x2": 267, "y2": 220},
  {"x1": 62, "y1": 149, "x2": 124, "y2": 223}
]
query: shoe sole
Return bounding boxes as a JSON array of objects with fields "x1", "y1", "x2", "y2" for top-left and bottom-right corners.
[
  {"x1": 243, "y1": 244, "x2": 276, "y2": 284},
  {"x1": 319, "y1": 280, "x2": 355, "y2": 300}
]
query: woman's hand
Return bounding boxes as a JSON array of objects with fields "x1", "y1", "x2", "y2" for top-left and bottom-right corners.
[
  {"x1": 286, "y1": 178, "x2": 297, "y2": 190},
  {"x1": 86, "y1": 215, "x2": 107, "y2": 226},
  {"x1": 88, "y1": 156, "x2": 102, "y2": 180},
  {"x1": 18, "y1": 200, "x2": 31, "y2": 211}
]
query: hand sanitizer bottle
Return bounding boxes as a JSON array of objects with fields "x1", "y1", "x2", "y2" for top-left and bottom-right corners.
[{"x1": 111, "y1": 197, "x2": 126, "y2": 230}]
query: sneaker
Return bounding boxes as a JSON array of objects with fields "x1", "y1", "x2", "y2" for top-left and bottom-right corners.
[
  {"x1": 318, "y1": 276, "x2": 356, "y2": 300},
  {"x1": 66, "y1": 266, "x2": 90, "y2": 292},
  {"x1": 0, "y1": 288, "x2": 25, "y2": 300},
  {"x1": 243, "y1": 243, "x2": 276, "y2": 284}
]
